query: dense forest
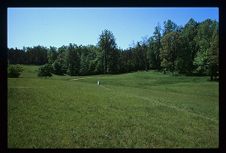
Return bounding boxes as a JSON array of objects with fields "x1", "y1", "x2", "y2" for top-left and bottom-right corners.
[{"x1": 8, "y1": 18, "x2": 219, "y2": 80}]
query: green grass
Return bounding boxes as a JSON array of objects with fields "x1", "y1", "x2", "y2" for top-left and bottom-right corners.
[{"x1": 8, "y1": 65, "x2": 219, "y2": 148}]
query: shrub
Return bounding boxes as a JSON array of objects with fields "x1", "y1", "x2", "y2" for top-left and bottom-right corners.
[
  {"x1": 8, "y1": 65, "x2": 23, "y2": 78},
  {"x1": 52, "y1": 59, "x2": 66, "y2": 75},
  {"x1": 38, "y1": 64, "x2": 52, "y2": 77}
]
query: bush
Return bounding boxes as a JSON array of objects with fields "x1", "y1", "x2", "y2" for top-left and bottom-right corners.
[
  {"x1": 8, "y1": 65, "x2": 23, "y2": 78},
  {"x1": 38, "y1": 64, "x2": 52, "y2": 77},
  {"x1": 52, "y1": 59, "x2": 66, "y2": 75}
]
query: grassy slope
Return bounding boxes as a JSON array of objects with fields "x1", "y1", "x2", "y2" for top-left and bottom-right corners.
[{"x1": 8, "y1": 65, "x2": 219, "y2": 148}]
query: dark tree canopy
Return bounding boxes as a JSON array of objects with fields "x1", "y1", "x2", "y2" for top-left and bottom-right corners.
[
  {"x1": 97, "y1": 29, "x2": 118, "y2": 74},
  {"x1": 8, "y1": 18, "x2": 219, "y2": 80},
  {"x1": 163, "y1": 20, "x2": 178, "y2": 36}
]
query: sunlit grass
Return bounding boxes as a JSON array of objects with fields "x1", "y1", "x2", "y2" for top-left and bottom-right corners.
[{"x1": 8, "y1": 65, "x2": 218, "y2": 148}]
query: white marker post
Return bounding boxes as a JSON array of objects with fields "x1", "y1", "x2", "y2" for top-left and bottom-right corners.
[{"x1": 97, "y1": 80, "x2": 100, "y2": 85}]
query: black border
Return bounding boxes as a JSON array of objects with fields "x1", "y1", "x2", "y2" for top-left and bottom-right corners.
[
  {"x1": 1, "y1": 0, "x2": 222, "y2": 7},
  {"x1": 0, "y1": 0, "x2": 225, "y2": 152}
]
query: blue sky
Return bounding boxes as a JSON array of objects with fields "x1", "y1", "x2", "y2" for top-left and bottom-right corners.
[{"x1": 8, "y1": 7, "x2": 219, "y2": 50}]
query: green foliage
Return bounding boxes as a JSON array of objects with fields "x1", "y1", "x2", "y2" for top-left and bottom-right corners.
[
  {"x1": 47, "y1": 46, "x2": 58, "y2": 64},
  {"x1": 147, "y1": 24, "x2": 161, "y2": 70},
  {"x1": 79, "y1": 54, "x2": 89, "y2": 75},
  {"x1": 8, "y1": 48, "x2": 26, "y2": 64},
  {"x1": 174, "y1": 37, "x2": 193, "y2": 75},
  {"x1": 98, "y1": 29, "x2": 118, "y2": 74},
  {"x1": 193, "y1": 19, "x2": 218, "y2": 76},
  {"x1": 52, "y1": 59, "x2": 66, "y2": 75},
  {"x1": 37, "y1": 64, "x2": 52, "y2": 77},
  {"x1": 133, "y1": 42, "x2": 148, "y2": 71},
  {"x1": 66, "y1": 44, "x2": 80, "y2": 76},
  {"x1": 78, "y1": 45, "x2": 97, "y2": 75},
  {"x1": 25, "y1": 46, "x2": 48, "y2": 65},
  {"x1": 207, "y1": 24, "x2": 219, "y2": 80},
  {"x1": 160, "y1": 31, "x2": 181, "y2": 72},
  {"x1": 175, "y1": 18, "x2": 198, "y2": 75},
  {"x1": 8, "y1": 65, "x2": 24, "y2": 78},
  {"x1": 163, "y1": 20, "x2": 178, "y2": 35},
  {"x1": 7, "y1": 19, "x2": 219, "y2": 79}
]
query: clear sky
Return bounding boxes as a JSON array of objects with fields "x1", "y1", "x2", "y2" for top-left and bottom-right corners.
[{"x1": 8, "y1": 7, "x2": 219, "y2": 50}]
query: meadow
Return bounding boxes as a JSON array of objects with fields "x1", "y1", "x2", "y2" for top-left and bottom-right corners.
[{"x1": 8, "y1": 65, "x2": 219, "y2": 148}]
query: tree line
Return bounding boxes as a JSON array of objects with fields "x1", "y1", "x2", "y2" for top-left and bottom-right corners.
[{"x1": 8, "y1": 18, "x2": 219, "y2": 80}]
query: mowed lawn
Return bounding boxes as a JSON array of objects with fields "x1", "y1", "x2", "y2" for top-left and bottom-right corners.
[{"x1": 8, "y1": 65, "x2": 219, "y2": 148}]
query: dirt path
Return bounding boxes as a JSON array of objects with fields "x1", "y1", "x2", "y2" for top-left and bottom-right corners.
[
  {"x1": 132, "y1": 95, "x2": 217, "y2": 123},
  {"x1": 71, "y1": 76, "x2": 94, "y2": 81},
  {"x1": 99, "y1": 85, "x2": 111, "y2": 90}
]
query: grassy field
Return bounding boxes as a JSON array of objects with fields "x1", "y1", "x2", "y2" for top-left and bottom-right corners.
[{"x1": 8, "y1": 65, "x2": 219, "y2": 148}]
